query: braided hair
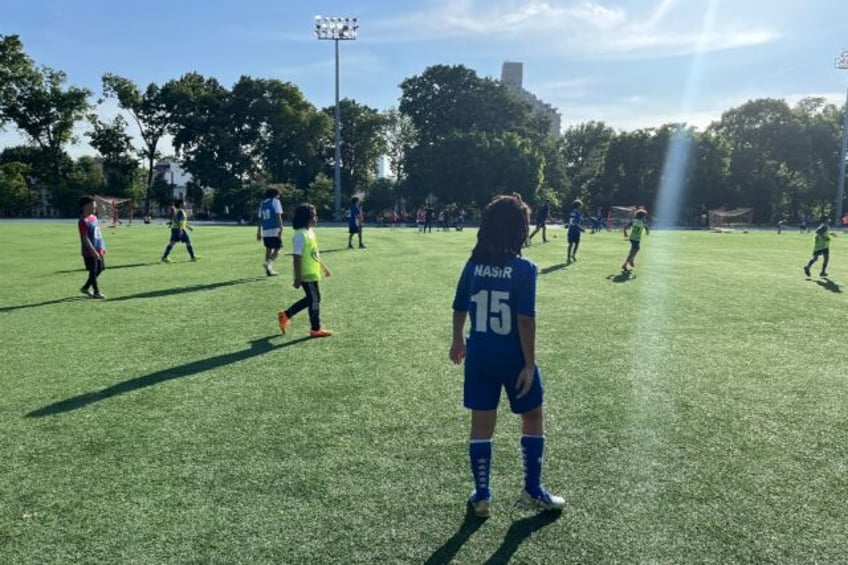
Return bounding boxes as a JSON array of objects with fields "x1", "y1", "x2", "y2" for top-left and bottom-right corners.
[{"x1": 470, "y1": 193, "x2": 530, "y2": 267}]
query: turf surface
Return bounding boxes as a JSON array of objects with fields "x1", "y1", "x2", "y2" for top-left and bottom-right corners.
[{"x1": 0, "y1": 221, "x2": 846, "y2": 563}]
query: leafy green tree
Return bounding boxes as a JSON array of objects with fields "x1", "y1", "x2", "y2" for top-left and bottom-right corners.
[
  {"x1": 0, "y1": 34, "x2": 90, "y2": 194},
  {"x1": 86, "y1": 115, "x2": 139, "y2": 200},
  {"x1": 0, "y1": 161, "x2": 32, "y2": 216},
  {"x1": 399, "y1": 64, "x2": 531, "y2": 143},
  {"x1": 405, "y1": 131, "x2": 542, "y2": 207},
  {"x1": 101, "y1": 73, "x2": 170, "y2": 217},
  {"x1": 322, "y1": 98, "x2": 385, "y2": 195},
  {"x1": 380, "y1": 107, "x2": 417, "y2": 183}
]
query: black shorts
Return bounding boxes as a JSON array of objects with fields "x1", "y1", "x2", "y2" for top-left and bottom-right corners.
[
  {"x1": 83, "y1": 255, "x2": 105, "y2": 274},
  {"x1": 535, "y1": 218, "x2": 547, "y2": 228},
  {"x1": 630, "y1": 240, "x2": 641, "y2": 250},
  {"x1": 263, "y1": 236, "x2": 282, "y2": 250},
  {"x1": 813, "y1": 248, "x2": 829, "y2": 258},
  {"x1": 349, "y1": 225, "x2": 360, "y2": 234},
  {"x1": 567, "y1": 229, "x2": 581, "y2": 244}
]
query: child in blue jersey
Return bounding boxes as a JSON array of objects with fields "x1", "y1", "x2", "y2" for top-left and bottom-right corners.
[
  {"x1": 78, "y1": 195, "x2": 107, "y2": 299},
  {"x1": 566, "y1": 199, "x2": 585, "y2": 262},
  {"x1": 527, "y1": 200, "x2": 550, "y2": 244},
  {"x1": 257, "y1": 188, "x2": 284, "y2": 276},
  {"x1": 347, "y1": 196, "x2": 366, "y2": 249},
  {"x1": 450, "y1": 193, "x2": 564, "y2": 519},
  {"x1": 161, "y1": 199, "x2": 197, "y2": 262},
  {"x1": 622, "y1": 208, "x2": 649, "y2": 272}
]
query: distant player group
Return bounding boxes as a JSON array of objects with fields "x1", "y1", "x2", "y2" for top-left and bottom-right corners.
[{"x1": 76, "y1": 190, "x2": 836, "y2": 519}]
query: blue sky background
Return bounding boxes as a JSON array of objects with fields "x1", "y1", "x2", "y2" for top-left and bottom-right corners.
[{"x1": 2, "y1": 0, "x2": 848, "y2": 155}]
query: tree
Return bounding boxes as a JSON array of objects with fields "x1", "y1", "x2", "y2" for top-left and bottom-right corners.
[
  {"x1": 0, "y1": 161, "x2": 32, "y2": 216},
  {"x1": 101, "y1": 73, "x2": 170, "y2": 217},
  {"x1": 0, "y1": 34, "x2": 90, "y2": 194},
  {"x1": 399, "y1": 64, "x2": 531, "y2": 143},
  {"x1": 380, "y1": 107, "x2": 417, "y2": 183},
  {"x1": 322, "y1": 99, "x2": 385, "y2": 196},
  {"x1": 405, "y1": 131, "x2": 543, "y2": 207},
  {"x1": 86, "y1": 115, "x2": 139, "y2": 200}
]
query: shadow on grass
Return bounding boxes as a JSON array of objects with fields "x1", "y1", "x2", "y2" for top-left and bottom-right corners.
[
  {"x1": 815, "y1": 278, "x2": 842, "y2": 293},
  {"x1": 0, "y1": 296, "x2": 88, "y2": 313},
  {"x1": 539, "y1": 263, "x2": 567, "y2": 275},
  {"x1": 484, "y1": 509, "x2": 562, "y2": 564},
  {"x1": 26, "y1": 335, "x2": 310, "y2": 418},
  {"x1": 424, "y1": 502, "x2": 488, "y2": 565},
  {"x1": 1, "y1": 277, "x2": 263, "y2": 314},
  {"x1": 607, "y1": 271, "x2": 636, "y2": 283},
  {"x1": 53, "y1": 262, "x2": 158, "y2": 274},
  {"x1": 108, "y1": 277, "x2": 264, "y2": 302}
]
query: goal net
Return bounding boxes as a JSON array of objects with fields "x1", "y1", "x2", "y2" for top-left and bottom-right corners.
[
  {"x1": 607, "y1": 206, "x2": 639, "y2": 230},
  {"x1": 708, "y1": 208, "x2": 753, "y2": 232},
  {"x1": 95, "y1": 195, "x2": 132, "y2": 227}
]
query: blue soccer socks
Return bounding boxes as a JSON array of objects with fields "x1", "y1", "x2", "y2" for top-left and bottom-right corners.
[
  {"x1": 469, "y1": 439, "x2": 493, "y2": 502},
  {"x1": 520, "y1": 434, "x2": 545, "y2": 497}
]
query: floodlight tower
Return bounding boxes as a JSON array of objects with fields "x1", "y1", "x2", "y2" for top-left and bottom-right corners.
[
  {"x1": 835, "y1": 49, "x2": 848, "y2": 223},
  {"x1": 314, "y1": 15, "x2": 359, "y2": 220}
]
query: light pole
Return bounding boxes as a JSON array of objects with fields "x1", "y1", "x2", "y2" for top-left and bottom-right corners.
[
  {"x1": 835, "y1": 49, "x2": 848, "y2": 224},
  {"x1": 314, "y1": 15, "x2": 358, "y2": 220}
]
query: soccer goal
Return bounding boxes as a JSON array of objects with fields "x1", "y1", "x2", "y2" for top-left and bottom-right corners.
[
  {"x1": 95, "y1": 195, "x2": 132, "y2": 227},
  {"x1": 607, "y1": 206, "x2": 638, "y2": 230},
  {"x1": 708, "y1": 208, "x2": 753, "y2": 233}
]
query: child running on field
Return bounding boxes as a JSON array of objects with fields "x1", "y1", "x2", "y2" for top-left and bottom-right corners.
[
  {"x1": 161, "y1": 198, "x2": 198, "y2": 262},
  {"x1": 622, "y1": 209, "x2": 649, "y2": 272},
  {"x1": 78, "y1": 195, "x2": 107, "y2": 299},
  {"x1": 257, "y1": 188, "x2": 284, "y2": 276},
  {"x1": 278, "y1": 204, "x2": 333, "y2": 338},
  {"x1": 804, "y1": 224, "x2": 835, "y2": 277},
  {"x1": 566, "y1": 199, "x2": 585, "y2": 262},
  {"x1": 449, "y1": 193, "x2": 564, "y2": 519}
]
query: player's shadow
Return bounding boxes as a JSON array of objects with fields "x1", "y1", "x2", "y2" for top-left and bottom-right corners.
[
  {"x1": 815, "y1": 278, "x2": 842, "y2": 293},
  {"x1": 484, "y1": 509, "x2": 562, "y2": 564},
  {"x1": 423, "y1": 502, "x2": 487, "y2": 565},
  {"x1": 0, "y1": 277, "x2": 263, "y2": 313},
  {"x1": 53, "y1": 262, "x2": 158, "y2": 274},
  {"x1": 26, "y1": 335, "x2": 310, "y2": 418},
  {"x1": 539, "y1": 263, "x2": 567, "y2": 275},
  {"x1": 0, "y1": 296, "x2": 88, "y2": 314},
  {"x1": 607, "y1": 272, "x2": 636, "y2": 283},
  {"x1": 109, "y1": 277, "x2": 264, "y2": 302}
]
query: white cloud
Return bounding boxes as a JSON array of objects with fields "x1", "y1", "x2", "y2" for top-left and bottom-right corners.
[{"x1": 368, "y1": 0, "x2": 779, "y2": 59}]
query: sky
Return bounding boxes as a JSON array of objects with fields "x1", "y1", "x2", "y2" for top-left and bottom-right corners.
[{"x1": 2, "y1": 0, "x2": 848, "y2": 157}]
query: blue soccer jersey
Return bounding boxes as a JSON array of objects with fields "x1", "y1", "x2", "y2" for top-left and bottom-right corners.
[
  {"x1": 453, "y1": 255, "x2": 542, "y2": 413},
  {"x1": 453, "y1": 256, "x2": 536, "y2": 358},
  {"x1": 568, "y1": 209, "x2": 583, "y2": 233},
  {"x1": 78, "y1": 214, "x2": 105, "y2": 257},
  {"x1": 259, "y1": 198, "x2": 283, "y2": 237},
  {"x1": 349, "y1": 204, "x2": 361, "y2": 228}
]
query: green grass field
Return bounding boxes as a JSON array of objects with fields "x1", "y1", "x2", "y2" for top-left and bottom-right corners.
[{"x1": 1, "y1": 221, "x2": 846, "y2": 564}]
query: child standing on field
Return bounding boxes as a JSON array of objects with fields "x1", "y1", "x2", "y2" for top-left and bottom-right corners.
[
  {"x1": 566, "y1": 199, "x2": 585, "y2": 262},
  {"x1": 622, "y1": 209, "x2": 649, "y2": 272},
  {"x1": 804, "y1": 224, "x2": 835, "y2": 277},
  {"x1": 257, "y1": 188, "x2": 284, "y2": 276},
  {"x1": 278, "y1": 204, "x2": 333, "y2": 338},
  {"x1": 449, "y1": 193, "x2": 564, "y2": 519},
  {"x1": 348, "y1": 196, "x2": 366, "y2": 249},
  {"x1": 161, "y1": 198, "x2": 198, "y2": 262},
  {"x1": 78, "y1": 195, "x2": 107, "y2": 299}
]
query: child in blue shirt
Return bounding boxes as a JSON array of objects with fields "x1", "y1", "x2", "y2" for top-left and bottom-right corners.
[{"x1": 450, "y1": 193, "x2": 564, "y2": 518}]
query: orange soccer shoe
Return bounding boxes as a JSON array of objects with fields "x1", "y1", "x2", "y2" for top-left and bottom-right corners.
[
  {"x1": 309, "y1": 328, "x2": 334, "y2": 338},
  {"x1": 277, "y1": 311, "x2": 290, "y2": 334}
]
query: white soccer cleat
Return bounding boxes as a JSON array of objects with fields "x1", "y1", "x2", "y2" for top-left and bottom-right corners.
[
  {"x1": 469, "y1": 489, "x2": 492, "y2": 518},
  {"x1": 516, "y1": 489, "x2": 565, "y2": 512}
]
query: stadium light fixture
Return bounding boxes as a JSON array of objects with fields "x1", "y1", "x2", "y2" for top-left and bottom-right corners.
[
  {"x1": 835, "y1": 50, "x2": 848, "y2": 223},
  {"x1": 315, "y1": 15, "x2": 359, "y2": 220}
]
